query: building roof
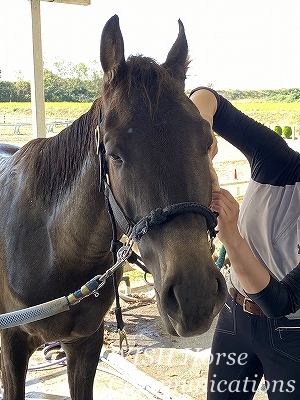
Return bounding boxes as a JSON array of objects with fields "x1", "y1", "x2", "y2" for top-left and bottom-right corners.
[{"x1": 42, "y1": 0, "x2": 90, "y2": 5}]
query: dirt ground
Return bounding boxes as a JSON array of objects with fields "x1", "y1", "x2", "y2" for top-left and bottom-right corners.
[
  {"x1": 101, "y1": 280, "x2": 268, "y2": 400},
  {"x1": 23, "y1": 280, "x2": 268, "y2": 400},
  {"x1": 104, "y1": 284, "x2": 211, "y2": 399}
]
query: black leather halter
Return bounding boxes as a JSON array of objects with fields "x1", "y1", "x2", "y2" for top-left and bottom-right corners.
[{"x1": 98, "y1": 141, "x2": 218, "y2": 244}]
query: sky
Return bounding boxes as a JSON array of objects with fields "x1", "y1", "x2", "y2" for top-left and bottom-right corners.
[{"x1": 1, "y1": 0, "x2": 300, "y2": 91}]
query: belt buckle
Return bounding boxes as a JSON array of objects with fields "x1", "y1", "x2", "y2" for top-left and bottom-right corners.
[{"x1": 243, "y1": 296, "x2": 254, "y2": 314}]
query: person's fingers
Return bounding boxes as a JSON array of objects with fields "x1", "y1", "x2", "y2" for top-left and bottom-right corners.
[
  {"x1": 208, "y1": 158, "x2": 220, "y2": 191},
  {"x1": 211, "y1": 190, "x2": 239, "y2": 221},
  {"x1": 208, "y1": 134, "x2": 218, "y2": 159},
  {"x1": 212, "y1": 190, "x2": 238, "y2": 210}
]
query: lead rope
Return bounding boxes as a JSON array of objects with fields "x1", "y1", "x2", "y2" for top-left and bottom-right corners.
[
  {"x1": 215, "y1": 245, "x2": 227, "y2": 269},
  {"x1": 105, "y1": 193, "x2": 129, "y2": 354}
]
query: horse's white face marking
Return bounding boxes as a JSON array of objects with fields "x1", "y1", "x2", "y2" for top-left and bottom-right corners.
[{"x1": 127, "y1": 128, "x2": 134, "y2": 134}]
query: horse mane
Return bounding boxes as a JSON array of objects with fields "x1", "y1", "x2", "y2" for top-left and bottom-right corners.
[
  {"x1": 102, "y1": 55, "x2": 186, "y2": 119},
  {"x1": 14, "y1": 99, "x2": 101, "y2": 204}
]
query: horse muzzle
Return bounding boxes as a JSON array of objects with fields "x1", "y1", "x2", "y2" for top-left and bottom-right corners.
[{"x1": 148, "y1": 234, "x2": 227, "y2": 337}]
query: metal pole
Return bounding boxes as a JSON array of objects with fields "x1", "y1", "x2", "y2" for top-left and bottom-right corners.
[{"x1": 30, "y1": 0, "x2": 46, "y2": 138}]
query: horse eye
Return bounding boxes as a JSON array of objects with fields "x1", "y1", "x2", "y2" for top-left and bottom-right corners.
[{"x1": 109, "y1": 154, "x2": 123, "y2": 164}]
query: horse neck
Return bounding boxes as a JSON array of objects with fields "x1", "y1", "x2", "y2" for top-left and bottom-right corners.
[
  {"x1": 18, "y1": 101, "x2": 100, "y2": 204},
  {"x1": 52, "y1": 182, "x2": 113, "y2": 268},
  {"x1": 49, "y1": 108, "x2": 114, "y2": 263},
  {"x1": 20, "y1": 101, "x2": 114, "y2": 266}
]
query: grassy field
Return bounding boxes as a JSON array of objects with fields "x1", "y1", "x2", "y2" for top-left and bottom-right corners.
[
  {"x1": 0, "y1": 102, "x2": 91, "y2": 120},
  {"x1": 0, "y1": 102, "x2": 92, "y2": 146},
  {"x1": 232, "y1": 101, "x2": 300, "y2": 126},
  {"x1": 1, "y1": 100, "x2": 300, "y2": 122},
  {"x1": 0, "y1": 101, "x2": 300, "y2": 146}
]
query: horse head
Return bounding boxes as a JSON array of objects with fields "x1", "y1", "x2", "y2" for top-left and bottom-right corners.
[{"x1": 99, "y1": 15, "x2": 227, "y2": 337}]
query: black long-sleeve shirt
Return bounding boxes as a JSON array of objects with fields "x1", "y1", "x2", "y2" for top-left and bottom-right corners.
[{"x1": 191, "y1": 87, "x2": 300, "y2": 318}]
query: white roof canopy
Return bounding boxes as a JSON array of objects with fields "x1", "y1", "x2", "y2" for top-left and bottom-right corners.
[
  {"x1": 42, "y1": 0, "x2": 90, "y2": 5},
  {"x1": 30, "y1": 0, "x2": 90, "y2": 138}
]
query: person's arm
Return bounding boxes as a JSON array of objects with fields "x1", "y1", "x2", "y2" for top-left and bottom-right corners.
[
  {"x1": 211, "y1": 188, "x2": 300, "y2": 318},
  {"x1": 249, "y1": 271, "x2": 300, "y2": 318},
  {"x1": 190, "y1": 88, "x2": 217, "y2": 129},
  {"x1": 210, "y1": 188, "x2": 271, "y2": 294},
  {"x1": 190, "y1": 88, "x2": 298, "y2": 189},
  {"x1": 190, "y1": 88, "x2": 218, "y2": 159},
  {"x1": 190, "y1": 89, "x2": 220, "y2": 190}
]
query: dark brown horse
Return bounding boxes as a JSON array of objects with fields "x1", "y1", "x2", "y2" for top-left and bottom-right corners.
[{"x1": 0, "y1": 15, "x2": 226, "y2": 399}]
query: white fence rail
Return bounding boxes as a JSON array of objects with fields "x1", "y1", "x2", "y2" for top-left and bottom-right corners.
[
  {"x1": 0, "y1": 117, "x2": 74, "y2": 135},
  {"x1": 220, "y1": 179, "x2": 249, "y2": 199}
]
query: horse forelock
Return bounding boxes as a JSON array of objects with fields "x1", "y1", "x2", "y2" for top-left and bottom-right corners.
[
  {"x1": 101, "y1": 55, "x2": 179, "y2": 119},
  {"x1": 14, "y1": 99, "x2": 101, "y2": 204}
]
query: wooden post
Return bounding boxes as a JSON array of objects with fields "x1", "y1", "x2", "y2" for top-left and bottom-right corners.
[
  {"x1": 292, "y1": 125, "x2": 296, "y2": 140},
  {"x1": 30, "y1": 0, "x2": 46, "y2": 138}
]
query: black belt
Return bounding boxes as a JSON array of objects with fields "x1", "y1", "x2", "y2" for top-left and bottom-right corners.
[{"x1": 229, "y1": 288, "x2": 266, "y2": 317}]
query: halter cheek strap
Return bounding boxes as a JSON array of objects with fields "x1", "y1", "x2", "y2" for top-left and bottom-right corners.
[{"x1": 104, "y1": 183, "x2": 132, "y2": 237}]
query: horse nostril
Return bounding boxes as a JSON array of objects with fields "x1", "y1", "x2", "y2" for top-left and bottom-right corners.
[
  {"x1": 215, "y1": 277, "x2": 221, "y2": 295},
  {"x1": 215, "y1": 274, "x2": 227, "y2": 302},
  {"x1": 217, "y1": 273, "x2": 226, "y2": 293},
  {"x1": 166, "y1": 284, "x2": 180, "y2": 315}
]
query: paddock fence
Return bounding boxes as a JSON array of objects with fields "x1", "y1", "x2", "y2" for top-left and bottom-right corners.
[{"x1": 0, "y1": 115, "x2": 74, "y2": 135}]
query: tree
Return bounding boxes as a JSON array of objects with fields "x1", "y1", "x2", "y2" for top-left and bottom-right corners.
[
  {"x1": 44, "y1": 69, "x2": 67, "y2": 101},
  {"x1": 282, "y1": 126, "x2": 292, "y2": 139},
  {"x1": 14, "y1": 80, "x2": 31, "y2": 101},
  {"x1": 0, "y1": 81, "x2": 15, "y2": 101},
  {"x1": 274, "y1": 125, "x2": 282, "y2": 136},
  {"x1": 1, "y1": 60, "x2": 103, "y2": 102},
  {"x1": 43, "y1": 60, "x2": 103, "y2": 102}
]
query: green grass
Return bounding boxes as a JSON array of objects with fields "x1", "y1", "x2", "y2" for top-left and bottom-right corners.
[
  {"x1": 0, "y1": 102, "x2": 92, "y2": 120},
  {"x1": 1, "y1": 101, "x2": 300, "y2": 124},
  {"x1": 233, "y1": 101, "x2": 300, "y2": 111},
  {"x1": 123, "y1": 269, "x2": 147, "y2": 282},
  {"x1": 0, "y1": 102, "x2": 93, "y2": 146},
  {"x1": 44, "y1": 102, "x2": 92, "y2": 119},
  {"x1": 232, "y1": 101, "x2": 300, "y2": 125},
  {"x1": 1, "y1": 101, "x2": 300, "y2": 146}
]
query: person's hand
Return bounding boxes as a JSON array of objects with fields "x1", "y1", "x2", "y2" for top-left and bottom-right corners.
[
  {"x1": 208, "y1": 133, "x2": 218, "y2": 160},
  {"x1": 208, "y1": 133, "x2": 220, "y2": 190},
  {"x1": 210, "y1": 188, "x2": 240, "y2": 246}
]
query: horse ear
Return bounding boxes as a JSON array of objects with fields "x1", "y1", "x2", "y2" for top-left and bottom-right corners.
[
  {"x1": 162, "y1": 19, "x2": 190, "y2": 85},
  {"x1": 100, "y1": 15, "x2": 126, "y2": 74}
]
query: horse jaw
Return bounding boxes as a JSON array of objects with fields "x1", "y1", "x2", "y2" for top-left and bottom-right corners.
[{"x1": 138, "y1": 227, "x2": 227, "y2": 338}]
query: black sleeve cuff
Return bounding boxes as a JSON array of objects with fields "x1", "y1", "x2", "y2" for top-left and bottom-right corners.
[{"x1": 246, "y1": 275, "x2": 294, "y2": 318}]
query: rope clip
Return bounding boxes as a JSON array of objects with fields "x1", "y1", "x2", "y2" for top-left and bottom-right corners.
[
  {"x1": 117, "y1": 243, "x2": 133, "y2": 261},
  {"x1": 118, "y1": 328, "x2": 129, "y2": 354}
]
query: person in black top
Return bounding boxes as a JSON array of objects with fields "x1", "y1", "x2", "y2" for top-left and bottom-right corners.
[{"x1": 190, "y1": 87, "x2": 300, "y2": 399}]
